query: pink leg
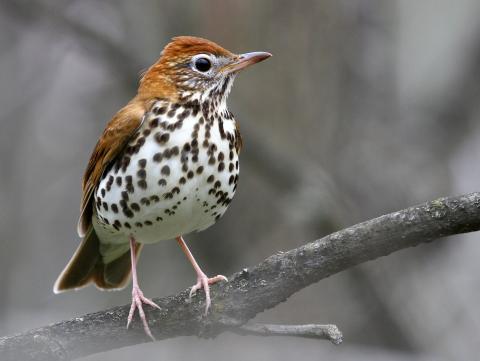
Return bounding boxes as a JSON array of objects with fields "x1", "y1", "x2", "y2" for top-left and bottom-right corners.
[
  {"x1": 176, "y1": 236, "x2": 228, "y2": 315},
  {"x1": 126, "y1": 236, "x2": 160, "y2": 340}
]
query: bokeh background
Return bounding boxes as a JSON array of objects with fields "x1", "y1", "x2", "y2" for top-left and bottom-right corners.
[{"x1": 1, "y1": 0, "x2": 480, "y2": 360}]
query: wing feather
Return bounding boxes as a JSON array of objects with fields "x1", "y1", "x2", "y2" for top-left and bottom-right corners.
[{"x1": 77, "y1": 98, "x2": 149, "y2": 237}]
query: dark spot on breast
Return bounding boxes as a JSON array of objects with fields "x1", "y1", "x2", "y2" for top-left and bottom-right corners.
[
  {"x1": 214, "y1": 180, "x2": 221, "y2": 189},
  {"x1": 161, "y1": 165, "x2": 170, "y2": 176},
  {"x1": 155, "y1": 132, "x2": 170, "y2": 144},
  {"x1": 172, "y1": 187, "x2": 180, "y2": 194},
  {"x1": 145, "y1": 220, "x2": 153, "y2": 226},
  {"x1": 150, "y1": 118, "x2": 159, "y2": 128},
  {"x1": 229, "y1": 163, "x2": 234, "y2": 172},
  {"x1": 125, "y1": 146, "x2": 134, "y2": 156},
  {"x1": 156, "y1": 107, "x2": 167, "y2": 115},
  {"x1": 153, "y1": 152, "x2": 163, "y2": 162},
  {"x1": 137, "y1": 180, "x2": 147, "y2": 189},
  {"x1": 182, "y1": 164, "x2": 188, "y2": 172},
  {"x1": 138, "y1": 159, "x2": 147, "y2": 168},
  {"x1": 158, "y1": 179, "x2": 167, "y2": 186},
  {"x1": 121, "y1": 191, "x2": 129, "y2": 201},
  {"x1": 156, "y1": 216, "x2": 163, "y2": 221},
  {"x1": 150, "y1": 195, "x2": 160, "y2": 202},
  {"x1": 100, "y1": 188, "x2": 106, "y2": 197},
  {"x1": 124, "y1": 222, "x2": 131, "y2": 229},
  {"x1": 136, "y1": 137, "x2": 145, "y2": 147},
  {"x1": 177, "y1": 109, "x2": 190, "y2": 121},
  {"x1": 229, "y1": 175, "x2": 235, "y2": 185},
  {"x1": 116, "y1": 177, "x2": 122, "y2": 187},
  {"x1": 219, "y1": 119, "x2": 226, "y2": 139},
  {"x1": 102, "y1": 202, "x2": 108, "y2": 211},
  {"x1": 142, "y1": 128, "x2": 151, "y2": 137},
  {"x1": 111, "y1": 204, "x2": 119, "y2": 213},
  {"x1": 123, "y1": 208, "x2": 134, "y2": 218},
  {"x1": 209, "y1": 157, "x2": 216, "y2": 165},
  {"x1": 131, "y1": 203, "x2": 140, "y2": 212},
  {"x1": 175, "y1": 120, "x2": 183, "y2": 129},
  {"x1": 196, "y1": 166, "x2": 204, "y2": 174},
  {"x1": 121, "y1": 156, "x2": 130, "y2": 172},
  {"x1": 218, "y1": 162, "x2": 225, "y2": 172},
  {"x1": 137, "y1": 169, "x2": 146, "y2": 179},
  {"x1": 135, "y1": 222, "x2": 143, "y2": 228},
  {"x1": 179, "y1": 177, "x2": 186, "y2": 184},
  {"x1": 207, "y1": 175, "x2": 214, "y2": 183},
  {"x1": 113, "y1": 220, "x2": 121, "y2": 230},
  {"x1": 187, "y1": 171, "x2": 194, "y2": 179},
  {"x1": 218, "y1": 152, "x2": 225, "y2": 161}
]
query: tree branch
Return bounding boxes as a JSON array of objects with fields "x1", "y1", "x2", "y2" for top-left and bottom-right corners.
[
  {"x1": 1, "y1": 193, "x2": 480, "y2": 360},
  {"x1": 234, "y1": 323, "x2": 343, "y2": 344}
]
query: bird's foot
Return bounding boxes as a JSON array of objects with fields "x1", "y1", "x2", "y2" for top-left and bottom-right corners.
[
  {"x1": 189, "y1": 272, "x2": 228, "y2": 316},
  {"x1": 127, "y1": 285, "x2": 161, "y2": 340}
]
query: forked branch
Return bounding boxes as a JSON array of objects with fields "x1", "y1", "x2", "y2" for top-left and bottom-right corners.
[{"x1": 1, "y1": 193, "x2": 480, "y2": 360}]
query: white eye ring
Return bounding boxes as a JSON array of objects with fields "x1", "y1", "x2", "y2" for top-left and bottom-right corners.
[{"x1": 192, "y1": 54, "x2": 215, "y2": 74}]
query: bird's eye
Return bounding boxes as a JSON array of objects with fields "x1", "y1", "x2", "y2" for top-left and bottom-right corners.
[{"x1": 194, "y1": 57, "x2": 212, "y2": 72}]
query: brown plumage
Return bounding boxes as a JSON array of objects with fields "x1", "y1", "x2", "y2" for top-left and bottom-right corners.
[
  {"x1": 65, "y1": 37, "x2": 244, "y2": 292},
  {"x1": 77, "y1": 37, "x2": 236, "y2": 238},
  {"x1": 54, "y1": 36, "x2": 271, "y2": 339}
]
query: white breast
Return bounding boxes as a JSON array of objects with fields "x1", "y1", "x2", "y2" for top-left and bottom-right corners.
[{"x1": 93, "y1": 99, "x2": 239, "y2": 250}]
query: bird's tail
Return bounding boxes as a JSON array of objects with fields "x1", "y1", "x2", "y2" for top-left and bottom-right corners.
[{"x1": 53, "y1": 228, "x2": 141, "y2": 293}]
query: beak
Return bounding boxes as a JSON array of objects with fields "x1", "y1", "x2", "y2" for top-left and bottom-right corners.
[{"x1": 223, "y1": 51, "x2": 272, "y2": 74}]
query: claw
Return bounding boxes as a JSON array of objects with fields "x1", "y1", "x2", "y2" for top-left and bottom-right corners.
[
  {"x1": 189, "y1": 273, "x2": 228, "y2": 315},
  {"x1": 127, "y1": 286, "x2": 161, "y2": 340}
]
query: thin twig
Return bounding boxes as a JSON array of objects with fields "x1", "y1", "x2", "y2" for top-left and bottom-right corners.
[
  {"x1": 1, "y1": 193, "x2": 480, "y2": 360},
  {"x1": 234, "y1": 323, "x2": 343, "y2": 345}
]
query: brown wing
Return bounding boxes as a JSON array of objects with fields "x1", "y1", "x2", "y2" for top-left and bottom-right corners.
[{"x1": 77, "y1": 98, "x2": 148, "y2": 237}]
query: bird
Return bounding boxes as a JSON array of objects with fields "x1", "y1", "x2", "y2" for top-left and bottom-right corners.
[{"x1": 53, "y1": 36, "x2": 271, "y2": 339}]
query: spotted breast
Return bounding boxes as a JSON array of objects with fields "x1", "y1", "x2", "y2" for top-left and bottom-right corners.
[
  {"x1": 54, "y1": 36, "x2": 271, "y2": 339},
  {"x1": 93, "y1": 96, "x2": 240, "y2": 261}
]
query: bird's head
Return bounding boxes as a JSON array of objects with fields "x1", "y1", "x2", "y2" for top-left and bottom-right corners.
[{"x1": 138, "y1": 36, "x2": 271, "y2": 104}]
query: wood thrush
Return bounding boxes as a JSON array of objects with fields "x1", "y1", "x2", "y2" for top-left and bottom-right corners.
[{"x1": 53, "y1": 36, "x2": 271, "y2": 339}]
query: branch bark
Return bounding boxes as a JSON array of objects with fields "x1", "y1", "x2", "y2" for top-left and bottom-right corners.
[
  {"x1": 234, "y1": 323, "x2": 343, "y2": 344},
  {"x1": 1, "y1": 193, "x2": 480, "y2": 360}
]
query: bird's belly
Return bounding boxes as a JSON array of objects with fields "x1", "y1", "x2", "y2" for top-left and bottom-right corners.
[{"x1": 93, "y1": 106, "x2": 239, "y2": 245}]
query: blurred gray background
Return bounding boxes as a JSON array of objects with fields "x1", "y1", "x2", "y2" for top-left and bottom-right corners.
[{"x1": 1, "y1": 0, "x2": 480, "y2": 360}]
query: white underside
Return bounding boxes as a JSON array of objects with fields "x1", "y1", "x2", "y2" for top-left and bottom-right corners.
[{"x1": 92, "y1": 100, "x2": 239, "y2": 262}]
